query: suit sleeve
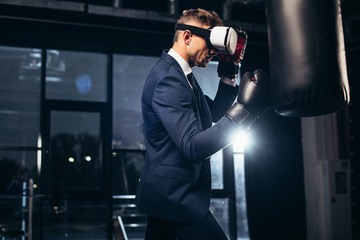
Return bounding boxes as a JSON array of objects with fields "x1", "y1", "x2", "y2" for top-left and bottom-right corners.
[
  {"x1": 152, "y1": 75, "x2": 237, "y2": 163},
  {"x1": 206, "y1": 81, "x2": 238, "y2": 122}
]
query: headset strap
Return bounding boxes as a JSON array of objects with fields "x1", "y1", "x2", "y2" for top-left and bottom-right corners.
[{"x1": 175, "y1": 24, "x2": 211, "y2": 39}]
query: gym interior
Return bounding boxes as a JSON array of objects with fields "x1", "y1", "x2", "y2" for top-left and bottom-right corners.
[{"x1": 0, "y1": 0, "x2": 359, "y2": 239}]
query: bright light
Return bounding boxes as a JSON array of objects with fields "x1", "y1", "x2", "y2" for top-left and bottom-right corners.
[
  {"x1": 68, "y1": 157, "x2": 75, "y2": 163},
  {"x1": 37, "y1": 134, "x2": 42, "y2": 175},
  {"x1": 231, "y1": 130, "x2": 253, "y2": 153},
  {"x1": 84, "y1": 156, "x2": 91, "y2": 162}
]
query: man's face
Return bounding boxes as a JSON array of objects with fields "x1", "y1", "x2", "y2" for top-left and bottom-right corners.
[{"x1": 187, "y1": 24, "x2": 218, "y2": 68}]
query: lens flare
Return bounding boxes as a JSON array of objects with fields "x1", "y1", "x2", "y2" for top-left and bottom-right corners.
[{"x1": 231, "y1": 130, "x2": 252, "y2": 153}]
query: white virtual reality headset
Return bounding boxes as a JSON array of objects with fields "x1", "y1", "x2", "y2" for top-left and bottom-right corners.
[{"x1": 175, "y1": 24, "x2": 238, "y2": 55}]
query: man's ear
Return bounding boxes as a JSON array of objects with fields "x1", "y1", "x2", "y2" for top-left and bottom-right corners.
[{"x1": 183, "y1": 30, "x2": 192, "y2": 45}]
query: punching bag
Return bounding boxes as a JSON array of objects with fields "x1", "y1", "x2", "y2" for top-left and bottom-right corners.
[{"x1": 265, "y1": 0, "x2": 350, "y2": 117}]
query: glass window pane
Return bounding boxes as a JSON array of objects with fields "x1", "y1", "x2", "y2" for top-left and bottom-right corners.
[
  {"x1": 233, "y1": 135, "x2": 250, "y2": 240},
  {"x1": 193, "y1": 61, "x2": 240, "y2": 99},
  {"x1": 210, "y1": 149, "x2": 224, "y2": 190},
  {"x1": 50, "y1": 111, "x2": 102, "y2": 193},
  {"x1": 42, "y1": 199, "x2": 107, "y2": 240},
  {"x1": 0, "y1": 46, "x2": 41, "y2": 147},
  {"x1": 45, "y1": 50, "x2": 107, "y2": 102},
  {"x1": 0, "y1": 150, "x2": 39, "y2": 194},
  {"x1": 112, "y1": 54, "x2": 158, "y2": 149},
  {"x1": 210, "y1": 198, "x2": 230, "y2": 238},
  {"x1": 112, "y1": 150, "x2": 145, "y2": 195},
  {"x1": 0, "y1": 197, "x2": 23, "y2": 233},
  {"x1": 234, "y1": 153, "x2": 250, "y2": 239},
  {"x1": 193, "y1": 61, "x2": 220, "y2": 99}
]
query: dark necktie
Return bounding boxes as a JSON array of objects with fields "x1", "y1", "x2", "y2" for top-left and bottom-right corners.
[{"x1": 187, "y1": 72, "x2": 202, "y2": 110}]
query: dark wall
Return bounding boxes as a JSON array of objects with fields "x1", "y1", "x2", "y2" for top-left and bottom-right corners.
[
  {"x1": 341, "y1": 1, "x2": 360, "y2": 238},
  {"x1": 341, "y1": 46, "x2": 360, "y2": 240}
]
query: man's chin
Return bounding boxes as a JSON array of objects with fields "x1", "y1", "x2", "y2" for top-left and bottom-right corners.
[{"x1": 197, "y1": 62, "x2": 209, "y2": 68}]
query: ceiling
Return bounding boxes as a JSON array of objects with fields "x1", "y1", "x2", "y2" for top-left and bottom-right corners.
[{"x1": 0, "y1": 0, "x2": 358, "y2": 49}]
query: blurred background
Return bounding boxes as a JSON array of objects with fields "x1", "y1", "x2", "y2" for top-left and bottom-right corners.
[{"x1": 0, "y1": 0, "x2": 359, "y2": 239}]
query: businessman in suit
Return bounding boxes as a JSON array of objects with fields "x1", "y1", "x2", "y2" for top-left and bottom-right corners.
[{"x1": 135, "y1": 8, "x2": 270, "y2": 240}]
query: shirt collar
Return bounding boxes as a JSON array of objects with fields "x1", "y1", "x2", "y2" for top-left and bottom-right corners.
[{"x1": 168, "y1": 48, "x2": 192, "y2": 76}]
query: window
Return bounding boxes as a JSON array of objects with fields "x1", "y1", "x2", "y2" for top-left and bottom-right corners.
[
  {"x1": 0, "y1": 150, "x2": 38, "y2": 194},
  {"x1": 0, "y1": 46, "x2": 41, "y2": 147},
  {"x1": 49, "y1": 110, "x2": 102, "y2": 192},
  {"x1": 45, "y1": 50, "x2": 107, "y2": 102},
  {"x1": 112, "y1": 54, "x2": 158, "y2": 150}
]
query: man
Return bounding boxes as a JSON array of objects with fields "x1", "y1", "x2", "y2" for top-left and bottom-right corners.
[{"x1": 135, "y1": 8, "x2": 270, "y2": 240}]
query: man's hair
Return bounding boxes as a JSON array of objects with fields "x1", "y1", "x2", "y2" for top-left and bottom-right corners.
[{"x1": 174, "y1": 8, "x2": 223, "y2": 42}]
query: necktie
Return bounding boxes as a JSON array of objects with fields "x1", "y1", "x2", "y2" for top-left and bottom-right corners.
[{"x1": 187, "y1": 73, "x2": 202, "y2": 110}]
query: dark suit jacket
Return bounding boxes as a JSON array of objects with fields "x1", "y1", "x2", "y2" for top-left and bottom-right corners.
[{"x1": 135, "y1": 50, "x2": 238, "y2": 223}]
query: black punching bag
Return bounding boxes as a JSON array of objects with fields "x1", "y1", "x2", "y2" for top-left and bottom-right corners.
[{"x1": 265, "y1": 0, "x2": 350, "y2": 117}]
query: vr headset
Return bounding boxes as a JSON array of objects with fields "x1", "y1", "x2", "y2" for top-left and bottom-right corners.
[{"x1": 175, "y1": 24, "x2": 238, "y2": 55}]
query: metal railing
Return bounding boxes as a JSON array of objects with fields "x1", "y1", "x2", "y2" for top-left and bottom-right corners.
[{"x1": 0, "y1": 179, "x2": 34, "y2": 240}]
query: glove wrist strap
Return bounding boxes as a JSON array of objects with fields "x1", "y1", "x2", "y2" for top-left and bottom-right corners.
[{"x1": 226, "y1": 102, "x2": 257, "y2": 129}]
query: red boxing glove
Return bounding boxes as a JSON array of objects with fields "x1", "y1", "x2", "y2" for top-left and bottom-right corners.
[{"x1": 217, "y1": 27, "x2": 248, "y2": 79}]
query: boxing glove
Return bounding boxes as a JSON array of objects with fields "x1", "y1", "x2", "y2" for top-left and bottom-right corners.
[
  {"x1": 217, "y1": 27, "x2": 248, "y2": 79},
  {"x1": 226, "y1": 69, "x2": 271, "y2": 129}
]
